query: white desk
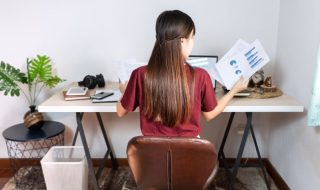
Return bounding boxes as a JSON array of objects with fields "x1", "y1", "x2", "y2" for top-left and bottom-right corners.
[
  {"x1": 39, "y1": 84, "x2": 303, "y2": 190},
  {"x1": 38, "y1": 89, "x2": 118, "y2": 113},
  {"x1": 39, "y1": 85, "x2": 303, "y2": 113},
  {"x1": 216, "y1": 91, "x2": 303, "y2": 113}
]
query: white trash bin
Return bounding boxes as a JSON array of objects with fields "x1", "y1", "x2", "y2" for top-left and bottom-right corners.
[{"x1": 41, "y1": 146, "x2": 88, "y2": 190}]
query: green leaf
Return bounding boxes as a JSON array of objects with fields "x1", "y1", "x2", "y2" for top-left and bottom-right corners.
[
  {"x1": 0, "y1": 61, "x2": 24, "y2": 97},
  {"x1": 0, "y1": 62, "x2": 5, "y2": 69},
  {"x1": 28, "y1": 55, "x2": 64, "y2": 89},
  {"x1": 0, "y1": 55, "x2": 65, "y2": 102},
  {"x1": 28, "y1": 55, "x2": 52, "y2": 82},
  {"x1": 14, "y1": 88, "x2": 20, "y2": 96},
  {"x1": 44, "y1": 76, "x2": 65, "y2": 88}
]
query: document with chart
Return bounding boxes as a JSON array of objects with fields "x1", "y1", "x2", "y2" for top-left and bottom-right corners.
[{"x1": 216, "y1": 39, "x2": 270, "y2": 89}]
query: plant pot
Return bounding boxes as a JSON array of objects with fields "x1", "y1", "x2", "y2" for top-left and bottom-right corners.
[{"x1": 23, "y1": 105, "x2": 44, "y2": 130}]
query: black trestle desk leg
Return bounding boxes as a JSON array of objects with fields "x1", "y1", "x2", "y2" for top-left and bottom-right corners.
[
  {"x1": 72, "y1": 112, "x2": 84, "y2": 145},
  {"x1": 76, "y1": 112, "x2": 100, "y2": 190},
  {"x1": 250, "y1": 123, "x2": 271, "y2": 190},
  {"x1": 227, "y1": 112, "x2": 252, "y2": 190},
  {"x1": 218, "y1": 112, "x2": 235, "y2": 170},
  {"x1": 95, "y1": 112, "x2": 118, "y2": 173}
]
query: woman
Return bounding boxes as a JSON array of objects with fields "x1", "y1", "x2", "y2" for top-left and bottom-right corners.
[{"x1": 117, "y1": 10, "x2": 248, "y2": 137}]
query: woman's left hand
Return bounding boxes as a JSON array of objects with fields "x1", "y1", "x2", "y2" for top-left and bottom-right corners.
[{"x1": 119, "y1": 82, "x2": 128, "y2": 94}]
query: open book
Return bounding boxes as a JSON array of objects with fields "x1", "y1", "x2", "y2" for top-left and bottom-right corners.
[{"x1": 191, "y1": 39, "x2": 270, "y2": 90}]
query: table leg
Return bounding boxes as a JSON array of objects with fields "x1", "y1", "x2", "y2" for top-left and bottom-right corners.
[
  {"x1": 75, "y1": 112, "x2": 100, "y2": 190},
  {"x1": 218, "y1": 112, "x2": 235, "y2": 169},
  {"x1": 227, "y1": 112, "x2": 252, "y2": 190},
  {"x1": 95, "y1": 112, "x2": 118, "y2": 178},
  {"x1": 219, "y1": 112, "x2": 270, "y2": 190},
  {"x1": 72, "y1": 112, "x2": 83, "y2": 145},
  {"x1": 250, "y1": 123, "x2": 271, "y2": 190}
]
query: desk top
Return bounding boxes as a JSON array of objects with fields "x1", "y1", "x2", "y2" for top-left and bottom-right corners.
[{"x1": 38, "y1": 82, "x2": 304, "y2": 113}]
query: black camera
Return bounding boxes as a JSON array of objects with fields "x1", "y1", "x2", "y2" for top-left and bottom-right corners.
[{"x1": 78, "y1": 74, "x2": 105, "y2": 89}]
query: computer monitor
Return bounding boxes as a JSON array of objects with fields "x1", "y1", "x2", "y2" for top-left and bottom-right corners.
[{"x1": 187, "y1": 55, "x2": 218, "y2": 89}]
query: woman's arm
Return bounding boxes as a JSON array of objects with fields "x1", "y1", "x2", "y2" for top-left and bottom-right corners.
[
  {"x1": 116, "y1": 101, "x2": 128, "y2": 117},
  {"x1": 116, "y1": 82, "x2": 129, "y2": 117},
  {"x1": 202, "y1": 77, "x2": 248, "y2": 121}
]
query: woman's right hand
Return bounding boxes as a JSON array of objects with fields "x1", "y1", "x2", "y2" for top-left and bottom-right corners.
[{"x1": 230, "y1": 77, "x2": 249, "y2": 94}]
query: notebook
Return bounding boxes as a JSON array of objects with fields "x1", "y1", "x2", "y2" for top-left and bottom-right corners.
[
  {"x1": 91, "y1": 90, "x2": 122, "y2": 103},
  {"x1": 62, "y1": 91, "x2": 90, "y2": 101}
]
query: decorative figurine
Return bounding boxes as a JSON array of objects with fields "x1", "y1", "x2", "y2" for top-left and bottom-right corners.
[
  {"x1": 264, "y1": 76, "x2": 272, "y2": 87},
  {"x1": 261, "y1": 76, "x2": 277, "y2": 92}
]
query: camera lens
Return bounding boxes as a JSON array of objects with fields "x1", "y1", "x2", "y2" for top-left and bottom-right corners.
[
  {"x1": 84, "y1": 75, "x2": 97, "y2": 89},
  {"x1": 96, "y1": 74, "x2": 105, "y2": 88}
]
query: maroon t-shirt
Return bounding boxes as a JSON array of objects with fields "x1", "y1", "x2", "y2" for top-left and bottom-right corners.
[{"x1": 120, "y1": 65, "x2": 217, "y2": 137}]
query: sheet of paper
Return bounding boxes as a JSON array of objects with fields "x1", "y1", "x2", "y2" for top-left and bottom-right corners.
[
  {"x1": 216, "y1": 39, "x2": 270, "y2": 89},
  {"x1": 91, "y1": 89, "x2": 122, "y2": 103},
  {"x1": 240, "y1": 40, "x2": 270, "y2": 79},
  {"x1": 220, "y1": 39, "x2": 250, "y2": 61},
  {"x1": 216, "y1": 53, "x2": 247, "y2": 89},
  {"x1": 116, "y1": 59, "x2": 146, "y2": 82}
]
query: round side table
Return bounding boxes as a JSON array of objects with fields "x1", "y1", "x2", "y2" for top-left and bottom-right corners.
[{"x1": 2, "y1": 121, "x2": 65, "y2": 189}]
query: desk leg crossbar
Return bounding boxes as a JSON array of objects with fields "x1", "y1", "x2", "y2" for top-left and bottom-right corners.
[
  {"x1": 72, "y1": 112, "x2": 118, "y2": 190},
  {"x1": 218, "y1": 112, "x2": 271, "y2": 190}
]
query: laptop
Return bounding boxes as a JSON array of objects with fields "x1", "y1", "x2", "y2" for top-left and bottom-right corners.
[{"x1": 187, "y1": 55, "x2": 218, "y2": 89}]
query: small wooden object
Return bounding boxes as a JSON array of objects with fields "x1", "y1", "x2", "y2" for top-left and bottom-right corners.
[
  {"x1": 249, "y1": 89, "x2": 282, "y2": 99},
  {"x1": 261, "y1": 76, "x2": 277, "y2": 92},
  {"x1": 249, "y1": 76, "x2": 282, "y2": 98}
]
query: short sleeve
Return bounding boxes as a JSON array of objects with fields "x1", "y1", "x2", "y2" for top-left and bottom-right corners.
[
  {"x1": 201, "y1": 72, "x2": 217, "y2": 112},
  {"x1": 120, "y1": 69, "x2": 140, "y2": 111}
]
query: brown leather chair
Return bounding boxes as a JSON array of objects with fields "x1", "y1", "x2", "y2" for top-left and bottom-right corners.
[{"x1": 127, "y1": 136, "x2": 219, "y2": 190}]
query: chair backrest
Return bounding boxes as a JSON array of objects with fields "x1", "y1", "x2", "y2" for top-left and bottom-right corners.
[{"x1": 127, "y1": 136, "x2": 218, "y2": 190}]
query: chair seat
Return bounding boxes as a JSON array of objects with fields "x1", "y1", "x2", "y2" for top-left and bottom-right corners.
[{"x1": 127, "y1": 136, "x2": 218, "y2": 190}]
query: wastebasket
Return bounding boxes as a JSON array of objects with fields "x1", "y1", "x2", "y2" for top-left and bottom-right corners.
[{"x1": 40, "y1": 146, "x2": 88, "y2": 190}]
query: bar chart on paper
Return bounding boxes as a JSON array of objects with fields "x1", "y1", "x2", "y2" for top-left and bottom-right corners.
[
  {"x1": 245, "y1": 47, "x2": 264, "y2": 69},
  {"x1": 242, "y1": 40, "x2": 269, "y2": 78}
]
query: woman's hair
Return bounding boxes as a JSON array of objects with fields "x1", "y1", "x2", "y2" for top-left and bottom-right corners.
[{"x1": 144, "y1": 10, "x2": 195, "y2": 127}]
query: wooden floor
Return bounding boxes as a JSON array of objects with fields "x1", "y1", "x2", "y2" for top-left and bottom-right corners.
[
  {"x1": 0, "y1": 159, "x2": 289, "y2": 190},
  {"x1": 0, "y1": 169, "x2": 14, "y2": 189}
]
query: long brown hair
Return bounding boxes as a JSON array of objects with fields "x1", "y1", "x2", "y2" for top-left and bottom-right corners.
[{"x1": 144, "y1": 10, "x2": 195, "y2": 127}]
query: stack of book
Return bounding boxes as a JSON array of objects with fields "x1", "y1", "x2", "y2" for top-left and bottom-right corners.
[{"x1": 63, "y1": 87, "x2": 90, "y2": 101}]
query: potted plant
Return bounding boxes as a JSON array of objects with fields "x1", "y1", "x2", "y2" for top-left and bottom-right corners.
[{"x1": 0, "y1": 55, "x2": 65, "y2": 129}]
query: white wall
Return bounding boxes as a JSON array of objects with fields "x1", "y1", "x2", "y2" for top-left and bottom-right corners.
[
  {"x1": 0, "y1": 0, "x2": 279, "y2": 159},
  {"x1": 270, "y1": 0, "x2": 320, "y2": 189}
]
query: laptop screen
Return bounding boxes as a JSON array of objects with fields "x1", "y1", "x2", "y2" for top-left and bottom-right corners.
[{"x1": 187, "y1": 55, "x2": 218, "y2": 88}]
